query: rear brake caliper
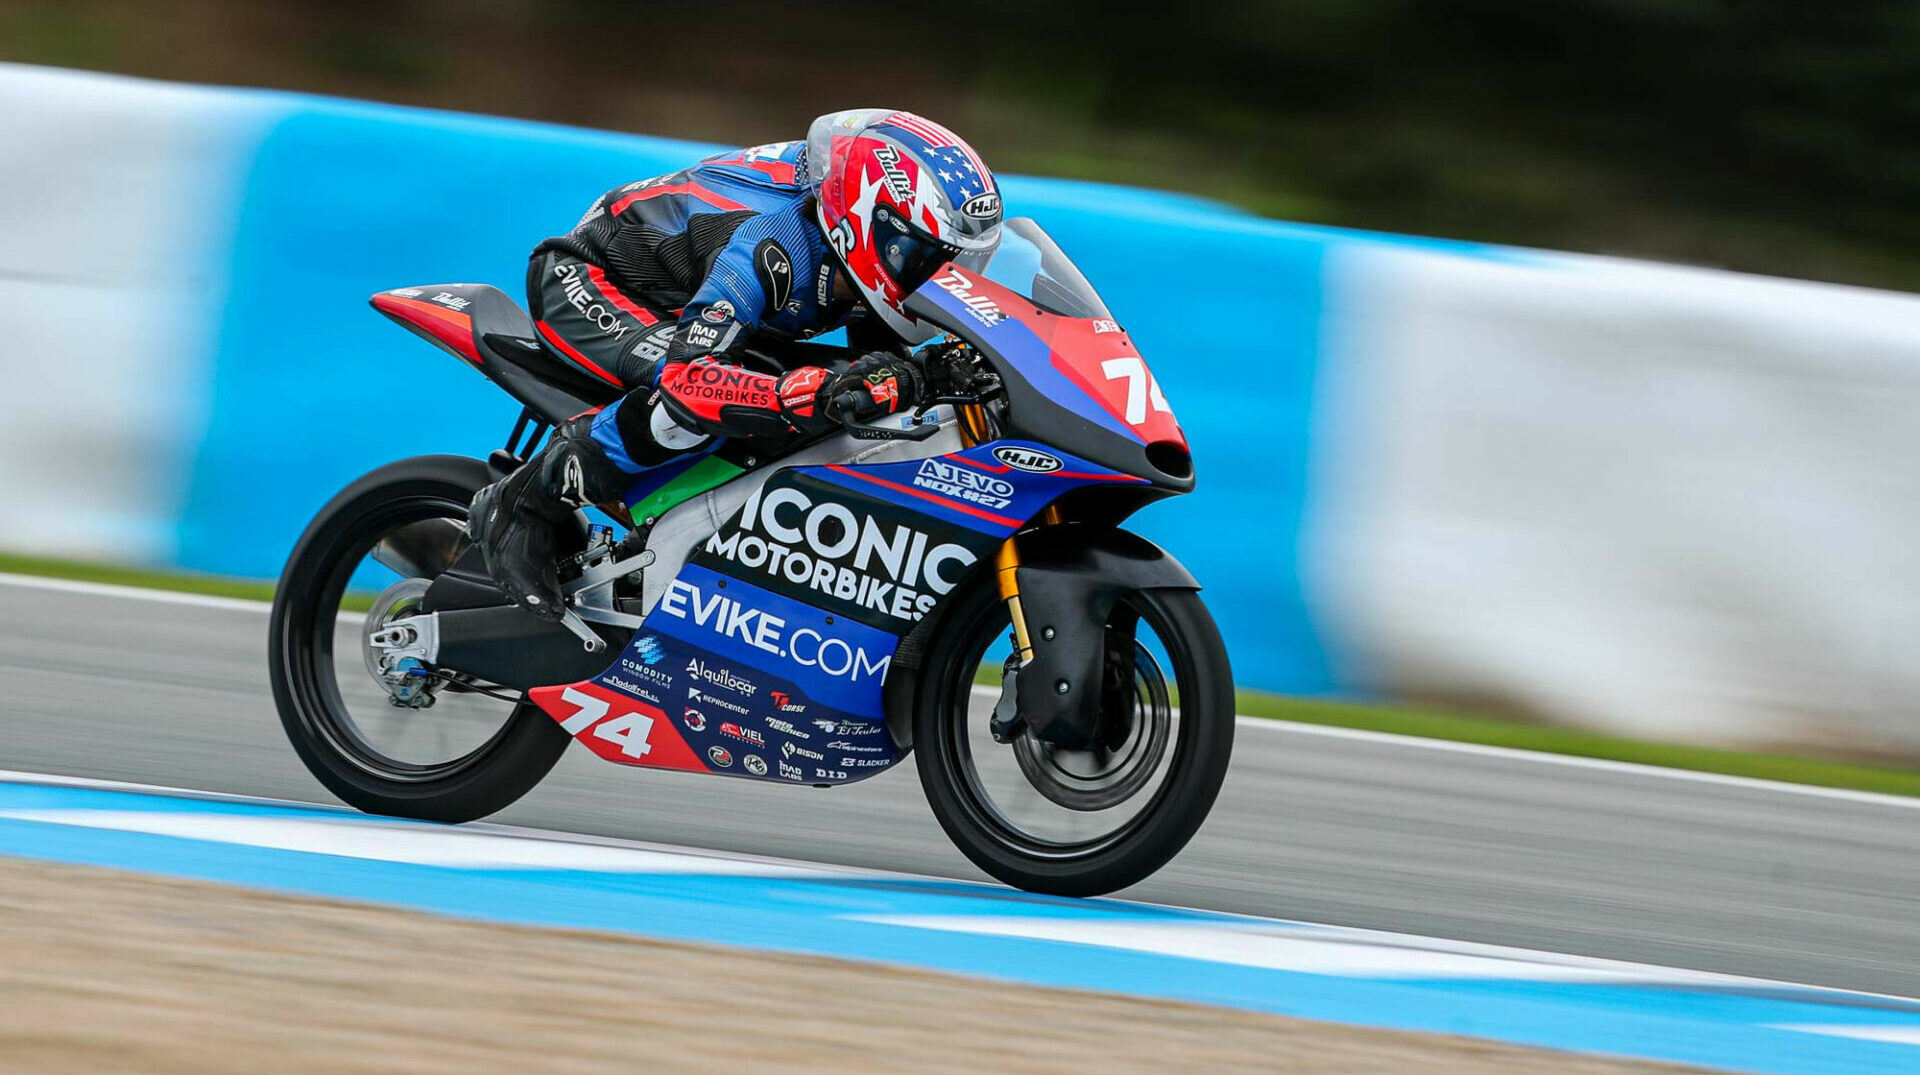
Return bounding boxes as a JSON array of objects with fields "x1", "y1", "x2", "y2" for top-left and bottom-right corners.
[{"x1": 363, "y1": 578, "x2": 441, "y2": 708}]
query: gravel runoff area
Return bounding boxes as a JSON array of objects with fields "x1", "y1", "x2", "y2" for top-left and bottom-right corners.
[{"x1": 0, "y1": 857, "x2": 1713, "y2": 1074}]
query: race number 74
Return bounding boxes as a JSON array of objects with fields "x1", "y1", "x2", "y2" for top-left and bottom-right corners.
[
  {"x1": 1100, "y1": 356, "x2": 1170, "y2": 426},
  {"x1": 556, "y1": 685, "x2": 654, "y2": 758}
]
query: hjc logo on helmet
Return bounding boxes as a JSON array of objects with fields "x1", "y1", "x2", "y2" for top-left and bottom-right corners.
[{"x1": 961, "y1": 193, "x2": 1001, "y2": 220}]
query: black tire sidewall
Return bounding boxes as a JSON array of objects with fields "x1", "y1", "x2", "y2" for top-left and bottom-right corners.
[
  {"x1": 267, "y1": 455, "x2": 571, "y2": 823},
  {"x1": 914, "y1": 578, "x2": 1235, "y2": 897}
]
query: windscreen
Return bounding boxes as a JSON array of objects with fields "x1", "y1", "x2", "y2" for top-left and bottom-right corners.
[{"x1": 975, "y1": 217, "x2": 1113, "y2": 320}]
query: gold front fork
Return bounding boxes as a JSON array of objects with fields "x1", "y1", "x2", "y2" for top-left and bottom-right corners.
[
  {"x1": 958, "y1": 402, "x2": 1056, "y2": 664},
  {"x1": 996, "y1": 539, "x2": 1034, "y2": 662}
]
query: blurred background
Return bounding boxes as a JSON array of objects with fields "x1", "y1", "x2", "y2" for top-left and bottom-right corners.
[
  {"x1": 4, "y1": 0, "x2": 1920, "y2": 765},
  {"x1": 8, "y1": 0, "x2": 1917, "y2": 289}
]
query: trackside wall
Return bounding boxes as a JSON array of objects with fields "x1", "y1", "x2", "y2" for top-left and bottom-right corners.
[{"x1": 6, "y1": 63, "x2": 1920, "y2": 752}]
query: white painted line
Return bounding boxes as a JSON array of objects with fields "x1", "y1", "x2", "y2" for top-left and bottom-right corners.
[
  {"x1": 0, "y1": 808, "x2": 832, "y2": 876},
  {"x1": 855, "y1": 914, "x2": 1920, "y2": 1003},
  {"x1": 0, "y1": 768, "x2": 329, "y2": 806},
  {"x1": 0, "y1": 769, "x2": 865, "y2": 879},
  {"x1": 1771, "y1": 1024, "x2": 1920, "y2": 1046},
  {"x1": 0, "y1": 572, "x2": 270, "y2": 612},
  {"x1": 853, "y1": 914, "x2": 1742, "y2": 985},
  {"x1": 9, "y1": 572, "x2": 1916, "y2": 814}
]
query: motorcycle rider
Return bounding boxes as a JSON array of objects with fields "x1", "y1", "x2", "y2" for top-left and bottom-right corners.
[{"x1": 469, "y1": 109, "x2": 1004, "y2": 619}]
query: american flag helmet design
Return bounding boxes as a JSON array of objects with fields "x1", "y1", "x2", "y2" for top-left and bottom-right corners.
[{"x1": 805, "y1": 108, "x2": 1003, "y2": 344}]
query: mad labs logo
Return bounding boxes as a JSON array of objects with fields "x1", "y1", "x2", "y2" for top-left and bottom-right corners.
[
  {"x1": 657, "y1": 577, "x2": 894, "y2": 684},
  {"x1": 701, "y1": 481, "x2": 977, "y2": 623},
  {"x1": 913, "y1": 458, "x2": 1014, "y2": 511}
]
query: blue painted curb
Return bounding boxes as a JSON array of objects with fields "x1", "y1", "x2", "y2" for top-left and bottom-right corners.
[{"x1": 0, "y1": 778, "x2": 1914, "y2": 1074}]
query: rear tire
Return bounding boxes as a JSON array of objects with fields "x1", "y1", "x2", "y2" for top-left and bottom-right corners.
[
  {"x1": 915, "y1": 577, "x2": 1234, "y2": 896},
  {"x1": 268, "y1": 455, "x2": 571, "y2": 823}
]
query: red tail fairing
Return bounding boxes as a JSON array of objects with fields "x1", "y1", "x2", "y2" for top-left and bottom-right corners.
[{"x1": 371, "y1": 290, "x2": 482, "y2": 367}]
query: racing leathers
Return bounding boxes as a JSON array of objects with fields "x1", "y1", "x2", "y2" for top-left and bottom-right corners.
[
  {"x1": 529, "y1": 139, "x2": 907, "y2": 469},
  {"x1": 471, "y1": 140, "x2": 921, "y2": 619}
]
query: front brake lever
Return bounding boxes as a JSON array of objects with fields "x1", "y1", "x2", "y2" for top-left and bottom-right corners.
[
  {"x1": 916, "y1": 394, "x2": 988, "y2": 411},
  {"x1": 843, "y1": 418, "x2": 941, "y2": 442}
]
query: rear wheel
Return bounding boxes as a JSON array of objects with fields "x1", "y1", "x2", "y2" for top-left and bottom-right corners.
[
  {"x1": 915, "y1": 576, "x2": 1234, "y2": 896},
  {"x1": 268, "y1": 455, "x2": 572, "y2": 822}
]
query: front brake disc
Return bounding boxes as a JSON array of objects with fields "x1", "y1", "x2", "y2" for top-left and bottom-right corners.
[{"x1": 1010, "y1": 641, "x2": 1172, "y2": 811}]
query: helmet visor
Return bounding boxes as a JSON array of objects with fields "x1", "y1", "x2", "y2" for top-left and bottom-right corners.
[{"x1": 872, "y1": 205, "x2": 959, "y2": 296}]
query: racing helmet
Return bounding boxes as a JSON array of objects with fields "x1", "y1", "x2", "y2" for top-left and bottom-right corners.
[{"x1": 806, "y1": 108, "x2": 1003, "y2": 343}]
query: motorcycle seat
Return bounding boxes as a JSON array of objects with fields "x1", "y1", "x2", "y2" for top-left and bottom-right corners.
[{"x1": 372, "y1": 283, "x2": 622, "y2": 423}]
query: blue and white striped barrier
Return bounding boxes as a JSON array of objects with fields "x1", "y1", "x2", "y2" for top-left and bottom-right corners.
[
  {"x1": 0, "y1": 772, "x2": 1915, "y2": 1075},
  {"x1": 8, "y1": 62, "x2": 1920, "y2": 752}
]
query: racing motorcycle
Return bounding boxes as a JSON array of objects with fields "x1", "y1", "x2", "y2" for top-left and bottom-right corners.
[{"x1": 267, "y1": 218, "x2": 1233, "y2": 897}]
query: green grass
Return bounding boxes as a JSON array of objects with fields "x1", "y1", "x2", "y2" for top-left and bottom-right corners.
[
  {"x1": 0, "y1": 552, "x2": 380, "y2": 611},
  {"x1": 10, "y1": 550, "x2": 1920, "y2": 798},
  {"x1": 0, "y1": 551, "x2": 278, "y2": 603},
  {"x1": 1231, "y1": 691, "x2": 1920, "y2": 800}
]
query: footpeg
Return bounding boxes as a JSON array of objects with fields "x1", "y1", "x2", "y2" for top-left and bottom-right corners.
[{"x1": 558, "y1": 607, "x2": 605, "y2": 653}]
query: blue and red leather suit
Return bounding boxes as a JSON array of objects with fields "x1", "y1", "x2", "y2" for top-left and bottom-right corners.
[{"x1": 528, "y1": 140, "x2": 895, "y2": 472}]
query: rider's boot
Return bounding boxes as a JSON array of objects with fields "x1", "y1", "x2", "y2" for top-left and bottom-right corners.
[{"x1": 468, "y1": 418, "x2": 629, "y2": 621}]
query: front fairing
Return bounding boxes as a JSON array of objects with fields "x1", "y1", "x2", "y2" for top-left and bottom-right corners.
[{"x1": 901, "y1": 221, "x2": 1192, "y2": 493}]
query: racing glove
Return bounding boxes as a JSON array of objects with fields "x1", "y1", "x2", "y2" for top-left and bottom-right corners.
[
  {"x1": 824, "y1": 352, "x2": 924, "y2": 424},
  {"x1": 774, "y1": 365, "x2": 836, "y2": 434}
]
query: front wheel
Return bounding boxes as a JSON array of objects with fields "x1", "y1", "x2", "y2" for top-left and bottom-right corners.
[{"x1": 915, "y1": 577, "x2": 1234, "y2": 896}]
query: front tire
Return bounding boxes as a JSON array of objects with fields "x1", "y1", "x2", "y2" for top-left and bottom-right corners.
[
  {"x1": 268, "y1": 455, "x2": 572, "y2": 823},
  {"x1": 915, "y1": 577, "x2": 1234, "y2": 896}
]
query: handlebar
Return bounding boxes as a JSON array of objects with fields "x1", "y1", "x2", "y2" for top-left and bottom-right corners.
[{"x1": 829, "y1": 339, "x2": 1001, "y2": 443}]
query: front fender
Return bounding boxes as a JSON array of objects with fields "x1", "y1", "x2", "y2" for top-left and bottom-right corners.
[
  {"x1": 1010, "y1": 526, "x2": 1200, "y2": 747},
  {"x1": 882, "y1": 525, "x2": 1200, "y2": 751}
]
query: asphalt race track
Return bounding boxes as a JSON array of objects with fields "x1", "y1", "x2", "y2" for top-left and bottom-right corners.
[{"x1": 6, "y1": 574, "x2": 1920, "y2": 998}]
